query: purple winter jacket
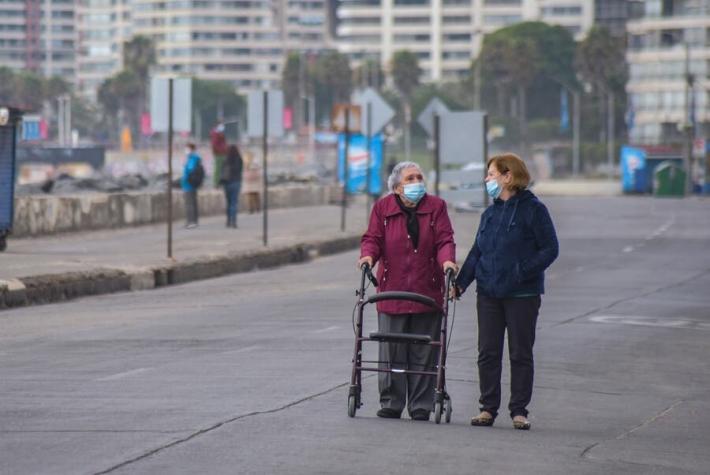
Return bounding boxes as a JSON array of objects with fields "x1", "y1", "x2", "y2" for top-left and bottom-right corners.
[{"x1": 360, "y1": 193, "x2": 456, "y2": 315}]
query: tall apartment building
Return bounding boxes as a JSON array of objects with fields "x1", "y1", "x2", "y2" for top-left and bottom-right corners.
[
  {"x1": 74, "y1": 0, "x2": 330, "y2": 95},
  {"x1": 76, "y1": 0, "x2": 132, "y2": 99},
  {"x1": 335, "y1": 0, "x2": 593, "y2": 82},
  {"x1": 0, "y1": 0, "x2": 76, "y2": 78},
  {"x1": 626, "y1": 0, "x2": 710, "y2": 144},
  {"x1": 594, "y1": 0, "x2": 643, "y2": 37}
]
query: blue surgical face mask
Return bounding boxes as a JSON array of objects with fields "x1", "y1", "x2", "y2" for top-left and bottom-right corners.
[
  {"x1": 402, "y1": 182, "x2": 426, "y2": 203},
  {"x1": 486, "y1": 179, "x2": 502, "y2": 199}
]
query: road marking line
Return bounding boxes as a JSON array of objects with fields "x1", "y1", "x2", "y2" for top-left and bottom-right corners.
[
  {"x1": 313, "y1": 325, "x2": 340, "y2": 334},
  {"x1": 96, "y1": 367, "x2": 152, "y2": 382},
  {"x1": 589, "y1": 315, "x2": 710, "y2": 330}
]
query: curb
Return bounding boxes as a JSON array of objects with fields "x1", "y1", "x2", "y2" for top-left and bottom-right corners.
[{"x1": 0, "y1": 234, "x2": 360, "y2": 310}]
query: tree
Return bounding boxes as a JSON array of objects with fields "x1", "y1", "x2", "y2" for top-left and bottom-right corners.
[
  {"x1": 192, "y1": 79, "x2": 244, "y2": 140},
  {"x1": 576, "y1": 26, "x2": 627, "y2": 95},
  {"x1": 123, "y1": 35, "x2": 156, "y2": 84},
  {"x1": 390, "y1": 51, "x2": 421, "y2": 160},
  {"x1": 391, "y1": 50, "x2": 421, "y2": 100},
  {"x1": 576, "y1": 26, "x2": 628, "y2": 164},
  {"x1": 282, "y1": 52, "x2": 302, "y2": 110},
  {"x1": 97, "y1": 70, "x2": 142, "y2": 141},
  {"x1": 312, "y1": 51, "x2": 352, "y2": 124},
  {"x1": 477, "y1": 22, "x2": 576, "y2": 121},
  {"x1": 97, "y1": 36, "x2": 156, "y2": 143},
  {"x1": 353, "y1": 59, "x2": 384, "y2": 90}
]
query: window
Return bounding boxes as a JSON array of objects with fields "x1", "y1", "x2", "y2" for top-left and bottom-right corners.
[
  {"x1": 443, "y1": 33, "x2": 471, "y2": 42},
  {"x1": 483, "y1": 14, "x2": 521, "y2": 25},
  {"x1": 394, "y1": 16, "x2": 429, "y2": 24},
  {"x1": 443, "y1": 15, "x2": 471, "y2": 24}
]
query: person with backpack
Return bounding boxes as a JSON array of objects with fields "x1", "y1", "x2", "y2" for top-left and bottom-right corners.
[
  {"x1": 181, "y1": 142, "x2": 204, "y2": 228},
  {"x1": 220, "y1": 144, "x2": 243, "y2": 228}
]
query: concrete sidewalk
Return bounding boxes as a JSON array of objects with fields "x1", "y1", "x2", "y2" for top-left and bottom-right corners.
[
  {"x1": 0, "y1": 204, "x2": 370, "y2": 308},
  {"x1": 532, "y1": 178, "x2": 621, "y2": 197}
]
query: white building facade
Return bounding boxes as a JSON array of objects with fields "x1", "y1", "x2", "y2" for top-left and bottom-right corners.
[
  {"x1": 74, "y1": 0, "x2": 331, "y2": 97},
  {"x1": 0, "y1": 0, "x2": 76, "y2": 78},
  {"x1": 335, "y1": 0, "x2": 593, "y2": 82},
  {"x1": 627, "y1": 0, "x2": 710, "y2": 144}
]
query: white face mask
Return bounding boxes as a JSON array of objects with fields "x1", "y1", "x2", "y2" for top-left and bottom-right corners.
[{"x1": 184, "y1": 148, "x2": 191, "y2": 155}]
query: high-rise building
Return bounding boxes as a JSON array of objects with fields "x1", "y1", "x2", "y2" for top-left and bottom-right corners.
[
  {"x1": 626, "y1": 0, "x2": 710, "y2": 144},
  {"x1": 76, "y1": 0, "x2": 133, "y2": 99},
  {"x1": 0, "y1": 0, "x2": 76, "y2": 78},
  {"x1": 335, "y1": 0, "x2": 593, "y2": 82},
  {"x1": 594, "y1": 0, "x2": 643, "y2": 37},
  {"x1": 75, "y1": 0, "x2": 331, "y2": 96}
]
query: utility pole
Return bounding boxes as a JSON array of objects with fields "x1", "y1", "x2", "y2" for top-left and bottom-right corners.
[
  {"x1": 683, "y1": 43, "x2": 695, "y2": 195},
  {"x1": 607, "y1": 91, "x2": 615, "y2": 179},
  {"x1": 573, "y1": 90, "x2": 581, "y2": 177}
]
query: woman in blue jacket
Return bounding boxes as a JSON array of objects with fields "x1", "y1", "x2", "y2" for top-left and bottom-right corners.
[
  {"x1": 181, "y1": 143, "x2": 202, "y2": 228},
  {"x1": 456, "y1": 153, "x2": 558, "y2": 430}
]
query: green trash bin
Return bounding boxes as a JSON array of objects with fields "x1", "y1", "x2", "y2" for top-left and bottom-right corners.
[{"x1": 653, "y1": 161, "x2": 686, "y2": 197}]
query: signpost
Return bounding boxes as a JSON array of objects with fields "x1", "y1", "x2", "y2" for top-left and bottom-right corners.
[
  {"x1": 247, "y1": 90, "x2": 284, "y2": 246},
  {"x1": 352, "y1": 88, "x2": 395, "y2": 217},
  {"x1": 418, "y1": 98, "x2": 488, "y2": 208},
  {"x1": 417, "y1": 98, "x2": 450, "y2": 197},
  {"x1": 150, "y1": 77, "x2": 192, "y2": 259},
  {"x1": 332, "y1": 104, "x2": 361, "y2": 232}
]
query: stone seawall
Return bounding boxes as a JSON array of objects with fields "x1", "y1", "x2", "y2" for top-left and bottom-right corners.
[{"x1": 12, "y1": 185, "x2": 341, "y2": 237}]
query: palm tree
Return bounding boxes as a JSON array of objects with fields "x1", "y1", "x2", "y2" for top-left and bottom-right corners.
[{"x1": 391, "y1": 50, "x2": 421, "y2": 161}]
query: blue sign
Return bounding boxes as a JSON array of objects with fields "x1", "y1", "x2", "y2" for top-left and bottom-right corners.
[
  {"x1": 0, "y1": 125, "x2": 17, "y2": 230},
  {"x1": 560, "y1": 89, "x2": 569, "y2": 132},
  {"x1": 338, "y1": 133, "x2": 383, "y2": 195},
  {"x1": 22, "y1": 119, "x2": 41, "y2": 141},
  {"x1": 621, "y1": 146, "x2": 647, "y2": 193}
]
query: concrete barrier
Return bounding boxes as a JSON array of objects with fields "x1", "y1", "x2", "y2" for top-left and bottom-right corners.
[
  {"x1": 0, "y1": 234, "x2": 360, "y2": 310},
  {"x1": 12, "y1": 184, "x2": 341, "y2": 237}
]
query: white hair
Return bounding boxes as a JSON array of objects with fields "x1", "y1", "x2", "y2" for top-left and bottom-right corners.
[{"x1": 387, "y1": 161, "x2": 424, "y2": 193}]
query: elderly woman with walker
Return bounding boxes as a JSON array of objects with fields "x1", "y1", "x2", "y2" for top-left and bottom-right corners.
[{"x1": 358, "y1": 161, "x2": 458, "y2": 421}]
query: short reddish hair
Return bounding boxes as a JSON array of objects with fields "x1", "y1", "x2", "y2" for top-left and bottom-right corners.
[{"x1": 487, "y1": 153, "x2": 531, "y2": 191}]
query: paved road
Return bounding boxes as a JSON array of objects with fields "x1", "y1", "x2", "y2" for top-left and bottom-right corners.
[{"x1": 1, "y1": 196, "x2": 709, "y2": 474}]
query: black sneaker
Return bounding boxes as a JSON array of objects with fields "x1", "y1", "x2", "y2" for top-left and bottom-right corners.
[
  {"x1": 410, "y1": 409, "x2": 430, "y2": 421},
  {"x1": 376, "y1": 408, "x2": 402, "y2": 419}
]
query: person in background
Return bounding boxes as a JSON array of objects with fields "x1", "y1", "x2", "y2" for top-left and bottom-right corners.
[
  {"x1": 455, "y1": 153, "x2": 559, "y2": 431},
  {"x1": 359, "y1": 161, "x2": 457, "y2": 422},
  {"x1": 181, "y1": 143, "x2": 202, "y2": 228},
  {"x1": 210, "y1": 122, "x2": 228, "y2": 187},
  {"x1": 221, "y1": 144, "x2": 243, "y2": 228},
  {"x1": 242, "y1": 152, "x2": 261, "y2": 214}
]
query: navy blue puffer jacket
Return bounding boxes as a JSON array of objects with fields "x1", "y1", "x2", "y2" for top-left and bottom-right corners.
[{"x1": 456, "y1": 189, "x2": 558, "y2": 298}]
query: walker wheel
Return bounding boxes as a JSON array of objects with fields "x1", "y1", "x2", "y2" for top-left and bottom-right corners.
[
  {"x1": 348, "y1": 395, "x2": 356, "y2": 418},
  {"x1": 434, "y1": 402, "x2": 442, "y2": 424},
  {"x1": 444, "y1": 398, "x2": 452, "y2": 423}
]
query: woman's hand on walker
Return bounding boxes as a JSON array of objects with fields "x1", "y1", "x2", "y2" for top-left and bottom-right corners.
[
  {"x1": 357, "y1": 256, "x2": 373, "y2": 270},
  {"x1": 443, "y1": 261, "x2": 458, "y2": 274}
]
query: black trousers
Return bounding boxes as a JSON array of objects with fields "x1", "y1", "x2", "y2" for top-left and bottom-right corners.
[
  {"x1": 378, "y1": 312, "x2": 441, "y2": 415},
  {"x1": 184, "y1": 190, "x2": 198, "y2": 225},
  {"x1": 476, "y1": 294, "x2": 541, "y2": 419}
]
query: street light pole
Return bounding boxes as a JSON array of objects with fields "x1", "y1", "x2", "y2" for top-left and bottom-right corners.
[
  {"x1": 683, "y1": 43, "x2": 695, "y2": 195},
  {"x1": 607, "y1": 91, "x2": 615, "y2": 179},
  {"x1": 573, "y1": 90, "x2": 581, "y2": 176}
]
